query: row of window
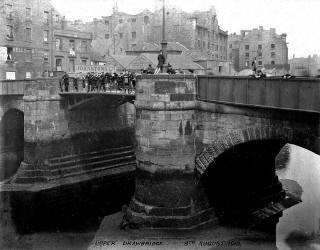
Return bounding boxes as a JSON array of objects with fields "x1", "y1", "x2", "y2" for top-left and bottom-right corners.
[
  {"x1": 5, "y1": 4, "x2": 60, "y2": 23},
  {"x1": 245, "y1": 60, "x2": 276, "y2": 66},
  {"x1": 55, "y1": 39, "x2": 88, "y2": 53},
  {"x1": 245, "y1": 52, "x2": 276, "y2": 58},
  {"x1": 105, "y1": 32, "x2": 137, "y2": 39},
  {"x1": 104, "y1": 16, "x2": 149, "y2": 25},
  {"x1": 244, "y1": 44, "x2": 276, "y2": 50}
]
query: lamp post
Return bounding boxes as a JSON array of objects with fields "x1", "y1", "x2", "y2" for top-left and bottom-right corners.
[{"x1": 160, "y1": 0, "x2": 168, "y2": 73}]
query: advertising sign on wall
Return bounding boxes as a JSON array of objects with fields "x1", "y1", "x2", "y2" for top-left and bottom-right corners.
[{"x1": 75, "y1": 65, "x2": 117, "y2": 73}]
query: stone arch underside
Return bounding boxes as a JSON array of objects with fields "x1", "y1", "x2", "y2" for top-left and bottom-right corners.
[
  {"x1": 0, "y1": 108, "x2": 24, "y2": 180},
  {"x1": 195, "y1": 126, "x2": 318, "y2": 176}
]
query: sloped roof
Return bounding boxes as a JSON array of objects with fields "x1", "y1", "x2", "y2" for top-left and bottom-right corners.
[
  {"x1": 141, "y1": 53, "x2": 204, "y2": 70},
  {"x1": 111, "y1": 55, "x2": 136, "y2": 68}
]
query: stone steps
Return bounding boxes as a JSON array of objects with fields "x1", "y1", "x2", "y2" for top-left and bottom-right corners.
[
  {"x1": 48, "y1": 156, "x2": 136, "y2": 179},
  {"x1": 12, "y1": 146, "x2": 136, "y2": 184},
  {"x1": 48, "y1": 150, "x2": 134, "y2": 170},
  {"x1": 48, "y1": 145, "x2": 133, "y2": 164}
]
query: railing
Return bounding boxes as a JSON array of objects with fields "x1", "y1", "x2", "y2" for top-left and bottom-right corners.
[
  {"x1": 59, "y1": 79, "x2": 135, "y2": 95},
  {"x1": 197, "y1": 76, "x2": 320, "y2": 113}
]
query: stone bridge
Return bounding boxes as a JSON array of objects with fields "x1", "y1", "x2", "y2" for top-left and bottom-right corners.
[
  {"x1": 0, "y1": 78, "x2": 135, "y2": 186},
  {"x1": 1, "y1": 75, "x2": 319, "y2": 231},
  {"x1": 126, "y1": 75, "x2": 320, "y2": 229}
]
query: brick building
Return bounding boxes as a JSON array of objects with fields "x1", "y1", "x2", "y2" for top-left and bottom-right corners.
[
  {"x1": 0, "y1": 0, "x2": 92, "y2": 80},
  {"x1": 227, "y1": 26, "x2": 289, "y2": 73},
  {"x1": 86, "y1": 5, "x2": 228, "y2": 62},
  {"x1": 0, "y1": 0, "x2": 58, "y2": 80}
]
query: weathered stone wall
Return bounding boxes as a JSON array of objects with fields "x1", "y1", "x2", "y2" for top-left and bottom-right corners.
[
  {"x1": 195, "y1": 101, "x2": 320, "y2": 174},
  {"x1": 22, "y1": 78, "x2": 134, "y2": 162},
  {"x1": 126, "y1": 75, "x2": 216, "y2": 229}
]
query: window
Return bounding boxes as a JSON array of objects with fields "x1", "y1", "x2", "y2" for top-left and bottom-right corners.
[
  {"x1": 6, "y1": 25, "x2": 13, "y2": 39},
  {"x1": 229, "y1": 54, "x2": 233, "y2": 60},
  {"x1": 69, "y1": 59, "x2": 75, "y2": 72},
  {"x1": 119, "y1": 19, "x2": 123, "y2": 24},
  {"x1": 271, "y1": 61, "x2": 275, "y2": 65},
  {"x1": 5, "y1": 4, "x2": 13, "y2": 19},
  {"x1": 144, "y1": 16, "x2": 149, "y2": 24},
  {"x1": 258, "y1": 51, "x2": 262, "y2": 57},
  {"x1": 271, "y1": 44, "x2": 275, "y2": 49},
  {"x1": 81, "y1": 59, "x2": 87, "y2": 65},
  {"x1": 105, "y1": 34, "x2": 110, "y2": 39},
  {"x1": 55, "y1": 15, "x2": 59, "y2": 22},
  {"x1": 43, "y1": 52, "x2": 49, "y2": 62},
  {"x1": 203, "y1": 41, "x2": 205, "y2": 49},
  {"x1": 245, "y1": 44, "x2": 249, "y2": 50},
  {"x1": 198, "y1": 40, "x2": 200, "y2": 48},
  {"x1": 80, "y1": 40, "x2": 87, "y2": 53},
  {"x1": 271, "y1": 52, "x2": 276, "y2": 58},
  {"x1": 26, "y1": 7, "x2": 31, "y2": 19},
  {"x1": 119, "y1": 33, "x2": 123, "y2": 39},
  {"x1": 25, "y1": 49, "x2": 32, "y2": 61},
  {"x1": 131, "y1": 18, "x2": 136, "y2": 23},
  {"x1": 131, "y1": 44, "x2": 136, "y2": 49},
  {"x1": 26, "y1": 28, "x2": 31, "y2": 41},
  {"x1": 245, "y1": 61, "x2": 249, "y2": 67},
  {"x1": 6, "y1": 72, "x2": 16, "y2": 80},
  {"x1": 245, "y1": 52, "x2": 249, "y2": 58},
  {"x1": 44, "y1": 11, "x2": 49, "y2": 24},
  {"x1": 258, "y1": 44, "x2": 262, "y2": 50},
  {"x1": 258, "y1": 61, "x2": 262, "y2": 66},
  {"x1": 207, "y1": 42, "x2": 210, "y2": 49},
  {"x1": 55, "y1": 38, "x2": 62, "y2": 50},
  {"x1": 229, "y1": 44, "x2": 232, "y2": 49},
  {"x1": 26, "y1": 72, "x2": 31, "y2": 79},
  {"x1": 6, "y1": 47, "x2": 13, "y2": 60},
  {"x1": 132, "y1": 31, "x2": 136, "y2": 39},
  {"x1": 69, "y1": 40, "x2": 75, "y2": 55},
  {"x1": 56, "y1": 58, "x2": 62, "y2": 71},
  {"x1": 105, "y1": 20, "x2": 109, "y2": 25},
  {"x1": 43, "y1": 30, "x2": 49, "y2": 42}
]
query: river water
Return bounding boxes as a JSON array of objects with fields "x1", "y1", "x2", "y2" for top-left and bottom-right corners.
[{"x1": 276, "y1": 144, "x2": 320, "y2": 250}]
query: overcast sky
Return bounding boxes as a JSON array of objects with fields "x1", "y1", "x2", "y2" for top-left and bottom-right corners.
[{"x1": 51, "y1": 0, "x2": 320, "y2": 58}]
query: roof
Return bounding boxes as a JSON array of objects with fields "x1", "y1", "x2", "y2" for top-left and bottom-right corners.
[
  {"x1": 127, "y1": 42, "x2": 190, "y2": 53},
  {"x1": 111, "y1": 55, "x2": 136, "y2": 68},
  {"x1": 141, "y1": 53, "x2": 204, "y2": 70}
]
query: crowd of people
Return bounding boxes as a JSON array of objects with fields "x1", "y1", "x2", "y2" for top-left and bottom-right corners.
[{"x1": 59, "y1": 71, "x2": 136, "y2": 93}]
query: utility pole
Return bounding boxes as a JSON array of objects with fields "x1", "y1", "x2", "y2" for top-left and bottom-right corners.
[{"x1": 160, "y1": 0, "x2": 168, "y2": 73}]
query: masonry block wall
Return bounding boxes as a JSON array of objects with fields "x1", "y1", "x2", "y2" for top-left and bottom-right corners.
[
  {"x1": 126, "y1": 75, "x2": 216, "y2": 229},
  {"x1": 13, "y1": 78, "x2": 135, "y2": 183}
]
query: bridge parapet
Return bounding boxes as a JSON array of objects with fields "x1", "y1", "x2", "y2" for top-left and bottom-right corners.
[{"x1": 197, "y1": 76, "x2": 320, "y2": 113}]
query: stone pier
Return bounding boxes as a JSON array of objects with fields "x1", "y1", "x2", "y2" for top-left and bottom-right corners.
[{"x1": 125, "y1": 75, "x2": 215, "y2": 229}]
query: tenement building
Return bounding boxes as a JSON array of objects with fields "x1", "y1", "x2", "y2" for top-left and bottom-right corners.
[
  {"x1": 85, "y1": 5, "x2": 228, "y2": 62},
  {"x1": 227, "y1": 26, "x2": 289, "y2": 73},
  {"x1": 0, "y1": 0, "x2": 92, "y2": 80}
]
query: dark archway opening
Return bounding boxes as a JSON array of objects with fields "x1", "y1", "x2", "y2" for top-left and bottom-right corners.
[
  {"x1": 0, "y1": 109, "x2": 24, "y2": 181},
  {"x1": 200, "y1": 140, "x2": 287, "y2": 226}
]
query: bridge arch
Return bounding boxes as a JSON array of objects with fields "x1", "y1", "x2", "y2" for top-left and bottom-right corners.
[
  {"x1": 195, "y1": 126, "x2": 317, "y2": 176},
  {"x1": 0, "y1": 108, "x2": 24, "y2": 181}
]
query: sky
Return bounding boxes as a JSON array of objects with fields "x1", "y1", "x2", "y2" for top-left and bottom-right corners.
[{"x1": 51, "y1": 0, "x2": 320, "y2": 58}]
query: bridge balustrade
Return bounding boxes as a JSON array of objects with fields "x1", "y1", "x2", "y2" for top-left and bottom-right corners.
[
  {"x1": 197, "y1": 76, "x2": 320, "y2": 113},
  {"x1": 60, "y1": 78, "x2": 135, "y2": 96}
]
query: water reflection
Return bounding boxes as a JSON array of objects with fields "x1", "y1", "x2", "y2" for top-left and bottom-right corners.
[{"x1": 276, "y1": 144, "x2": 320, "y2": 250}]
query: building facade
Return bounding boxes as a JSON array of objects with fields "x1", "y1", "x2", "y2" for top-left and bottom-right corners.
[
  {"x1": 85, "y1": 6, "x2": 228, "y2": 62},
  {"x1": 0, "y1": 0, "x2": 92, "y2": 80},
  {"x1": 289, "y1": 55, "x2": 320, "y2": 77},
  {"x1": 53, "y1": 28, "x2": 92, "y2": 73},
  {"x1": 227, "y1": 26, "x2": 289, "y2": 72}
]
